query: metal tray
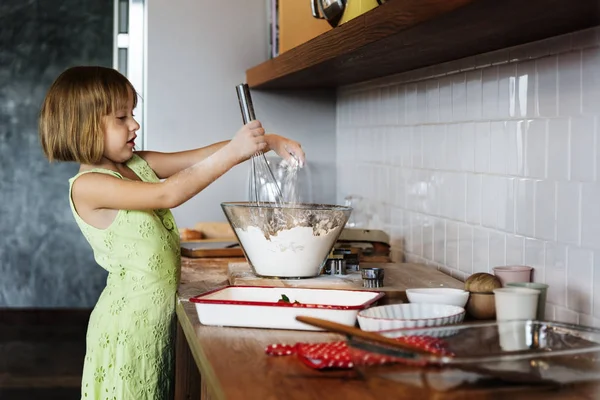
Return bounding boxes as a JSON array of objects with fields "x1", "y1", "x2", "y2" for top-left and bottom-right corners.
[{"x1": 347, "y1": 320, "x2": 600, "y2": 387}]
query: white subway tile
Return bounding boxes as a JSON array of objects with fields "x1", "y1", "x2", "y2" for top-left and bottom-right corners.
[
  {"x1": 394, "y1": 168, "x2": 406, "y2": 208},
  {"x1": 421, "y1": 170, "x2": 436, "y2": 215},
  {"x1": 380, "y1": 85, "x2": 399, "y2": 126},
  {"x1": 474, "y1": 122, "x2": 491, "y2": 173},
  {"x1": 337, "y1": 32, "x2": 600, "y2": 326},
  {"x1": 524, "y1": 238, "x2": 545, "y2": 283},
  {"x1": 466, "y1": 174, "x2": 482, "y2": 225},
  {"x1": 472, "y1": 228, "x2": 489, "y2": 273},
  {"x1": 433, "y1": 125, "x2": 447, "y2": 170},
  {"x1": 581, "y1": 183, "x2": 600, "y2": 249},
  {"x1": 582, "y1": 48, "x2": 600, "y2": 116},
  {"x1": 481, "y1": 176, "x2": 497, "y2": 228},
  {"x1": 411, "y1": 213, "x2": 423, "y2": 257},
  {"x1": 422, "y1": 216, "x2": 434, "y2": 261},
  {"x1": 452, "y1": 73, "x2": 467, "y2": 122},
  {"x1": 506, "y1": 234, "x2": 525, "y2": 265},
  {"x1": 439, "y1": 76, "x2": 453, "y2": 122},
  {"x1": 426, "y1": 81, "x2": 439, "y2": 123},
  {"x1": 570, "y1": 117, "x2": 595, "y2": 182},
  {"x1": 536, "y1": 56, "x2": 558, "y2": 117},
  {"x1": 554, "y1": 306, "x2": 579, "y2": 324},
  {"x1": 498, "y1": 63, "x2": 517, "y2": 118},
  {"x1": 507, "y1": 120, "x2": 525, "y2": 176},
  {"x1": 567, "y1": 246, "x2": 593, "y2": 314},
  {"x1": 458, "y1": 224, "x2": 473, "y2": 274},
  {"x1": 556, "y1": 181, "x2": 580, "y2": 245},
  {"x1": 401, "y1": 210, "x2": 412, "y2": 253},
  {"x1": 489, "y1": 121, "x2": 508, "y2": 175},
  {"x1": 446, "y1": 124, "x2": 460, "y2": 171},
  {"x1": 579, "y1": 314, "x2": 600, "y2": 329},
  {"x1": 545, "y1": 242, "x2": 568, "y2": 307},
  {"x1": 405, "y1": 83, "x2": 418, "y2": 125},
  {"x1": 515, "y1": 179, "x2": 535, "y2": 237},
  {"x1": 489, "y1": 231, "x2": 506, "y2": 269},
  {"x1": 545, "y1": 304, "x2": 556, "y2": 320},
  {"x1": 547, "y1": 119, "x2": 570, "y2": 181},
  {"x1": 466, "y1": 70, "x2": 482, "y2": 120},
  {"x1": 558, "y1": 51, "x2": 582, "y2": 117},
  {"x1": 433, "y1": 219, "x2": 446, "y2": 265},
  {"x1": 399, "y1": 126, "x2": 412, "y2": 167},
  {"x1": 524, "y1": 119, "x2": 547, "y2": 179},
  {"x1": 397, "y1": 85, "x2": 406, "y2": 125},
  {"x1": 482, "y1": 66, "x2": 499, "y2": 119},
  {"x1": 534, "y1": 180, "x2": 556, "y2": 241},
  {"x1": 421, "y1": 125, "x2": 434, "y2": 169},
  {"x1": 411, "y1": 126, "x2": 423, "y2": 167},
  {"x1": 499, "y1": 178, "x2": 516, "y2": 233},
  {"x1": 446, "y1": 221, "x2": 459, "y2": 269},
  {"x1": 417, "y1": 82, "x2": 428, "y2": 124},
  {"x1": 459, "y1": 123, "x2": 475, "y2": 172},
  {"x1": 517, "y1": 60, "x2": 536, "y2": 118}
]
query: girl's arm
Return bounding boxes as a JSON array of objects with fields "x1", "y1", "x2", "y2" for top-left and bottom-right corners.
[
  {"x1": 72, "y1": 123, "x2": 266, "y2": 211},
  {"x1": 137, "y1": 132, "x2": 305, "y2": 179}
]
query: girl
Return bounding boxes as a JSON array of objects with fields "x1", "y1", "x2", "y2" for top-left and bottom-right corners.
[{"x1": 38, "y1": 66, "x2": 304, "y2": 399}]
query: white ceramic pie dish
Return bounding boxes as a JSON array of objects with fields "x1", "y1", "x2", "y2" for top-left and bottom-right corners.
[{"x1": 357, "y1": 303, "x2": 465, "y2": 331}]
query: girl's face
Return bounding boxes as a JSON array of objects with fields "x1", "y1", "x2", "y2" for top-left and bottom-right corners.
[{"x1": 102, "y1": 90, "x2": 140, "y2": 164}]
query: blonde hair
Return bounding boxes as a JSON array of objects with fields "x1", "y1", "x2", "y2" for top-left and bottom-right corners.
[{"x1": 39, "y1": 66, "x2": 138, "y2": 164}]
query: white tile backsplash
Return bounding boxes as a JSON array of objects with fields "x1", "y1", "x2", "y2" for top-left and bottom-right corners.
[{"x1": 337, "y1": 27, "x2": 600, "y2": 324}]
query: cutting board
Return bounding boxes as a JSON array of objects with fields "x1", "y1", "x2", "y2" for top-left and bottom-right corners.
[
  {"x1": 181, "y1": 239, "x2": 244, "y2": 258},
  {"x1": 227, "y1": 262, "x2": 464, "y2": 304}
]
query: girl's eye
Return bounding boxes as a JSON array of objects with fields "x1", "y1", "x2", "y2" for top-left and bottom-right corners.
[{"x1": 118, "y1": 116, "x2": 127, "y2": 121}]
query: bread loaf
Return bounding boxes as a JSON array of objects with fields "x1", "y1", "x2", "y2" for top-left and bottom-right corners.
[{"x1": 180, "y1": 228, "x2": 203, "y2": 241}]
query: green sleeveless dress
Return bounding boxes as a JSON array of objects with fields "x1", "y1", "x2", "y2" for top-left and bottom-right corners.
[{"x1": 69, "y1": 154, "x2": 181, "y2": 400}]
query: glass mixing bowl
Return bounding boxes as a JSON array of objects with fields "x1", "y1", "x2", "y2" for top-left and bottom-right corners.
[{"x1": 221, "y1": 202, "x2": 352, "y2": 278}]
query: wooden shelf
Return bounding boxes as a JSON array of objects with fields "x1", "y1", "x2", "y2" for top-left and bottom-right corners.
[{"x1": 247, "y1": 0, "x2": 600, "y2": 90}]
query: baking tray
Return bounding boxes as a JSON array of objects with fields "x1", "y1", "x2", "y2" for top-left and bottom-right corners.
[
  {"x1": 347, "y1": 320, "x2": 600, "y2": 388},
  {"x1": 189, "y1": 285, "x2": 384, "y2": 330}
]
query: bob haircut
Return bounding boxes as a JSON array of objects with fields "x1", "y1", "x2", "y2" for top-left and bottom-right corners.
[{"x1": 39, "y1": 66, "x2": 138, "y2": 164}]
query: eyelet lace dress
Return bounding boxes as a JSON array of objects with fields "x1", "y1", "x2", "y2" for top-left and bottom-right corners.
[{"x1": 68, "y1": 154, "x2": 180, "y2": 400}]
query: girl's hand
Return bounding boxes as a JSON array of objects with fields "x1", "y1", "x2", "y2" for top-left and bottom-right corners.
[
  {"x1": 226, "y1": 121, "x2": 267, "y2": 163},
  {"x1": 265, "y1": 134, "x2": 306, "y2": 167}
]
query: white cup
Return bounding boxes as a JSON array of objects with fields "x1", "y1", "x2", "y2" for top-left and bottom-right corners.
[
  {"x1": 493, "y1": 287, "x2": 540, "y2": 321},
  {"x1": 497, "y1": 320, "x2": 529, "y2": 351}
]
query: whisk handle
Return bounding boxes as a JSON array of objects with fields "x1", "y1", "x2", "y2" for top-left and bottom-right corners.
[{"x1": 236, "y1": 83, "x2": 256, "y2": 124}]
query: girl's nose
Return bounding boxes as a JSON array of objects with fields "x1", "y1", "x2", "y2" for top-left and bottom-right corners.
[{"x1": 131, "y1": 118, "x2": 140, "y2": 131}]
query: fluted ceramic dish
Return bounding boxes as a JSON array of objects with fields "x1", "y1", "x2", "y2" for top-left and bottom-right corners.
[{"x1": 357, "y1": 303, "x2": 465, "y2": 332}]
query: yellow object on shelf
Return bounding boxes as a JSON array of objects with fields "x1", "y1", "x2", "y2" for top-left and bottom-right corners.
[
  {"x1": 279, "y1": 0, "x2": 331, "y2": 54},
  {"x1": 339, "y1": 0, "x2": 379, "y2": 25}
]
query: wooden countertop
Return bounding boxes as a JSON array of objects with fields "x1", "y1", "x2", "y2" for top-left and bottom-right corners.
[{"x1": 176, "y1": 257, "x2": 600, "y2": 399}]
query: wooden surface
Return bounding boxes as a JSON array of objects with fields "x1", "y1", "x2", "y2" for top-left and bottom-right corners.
[
  {"x1": 176, "y1": 257, "x2": 600, "y2": 399},
  {"x1": 227, "y1": 261, "x2": 464, "y2": 303},
  {"x1": 181, "y1": 239, "x2": 243, "y2": 259},
  {"x1": 246, "y1": 0, "x2": 600, "y2": 89}
]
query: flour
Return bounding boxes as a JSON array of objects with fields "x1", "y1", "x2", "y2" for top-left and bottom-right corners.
[{"x1": 235, "y1": 225, "x2": 342, "y2": 277}]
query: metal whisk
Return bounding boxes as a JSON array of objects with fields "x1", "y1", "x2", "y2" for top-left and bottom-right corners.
[{"x1": 236, "y1": 83, "x2": 284, "y2": 207}]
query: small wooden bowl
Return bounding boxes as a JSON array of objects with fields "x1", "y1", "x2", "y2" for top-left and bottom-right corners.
[{"x1": 466, "y1": 292, "x2": 496, "y2": 320}]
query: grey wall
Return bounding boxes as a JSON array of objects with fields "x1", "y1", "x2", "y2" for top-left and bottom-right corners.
[
  {"x1": 146, "y1": 0, "x2": 337, "y2": 228},
  {"x1": 0, "y1": 1, "x2": 113, "y2": 307}
]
